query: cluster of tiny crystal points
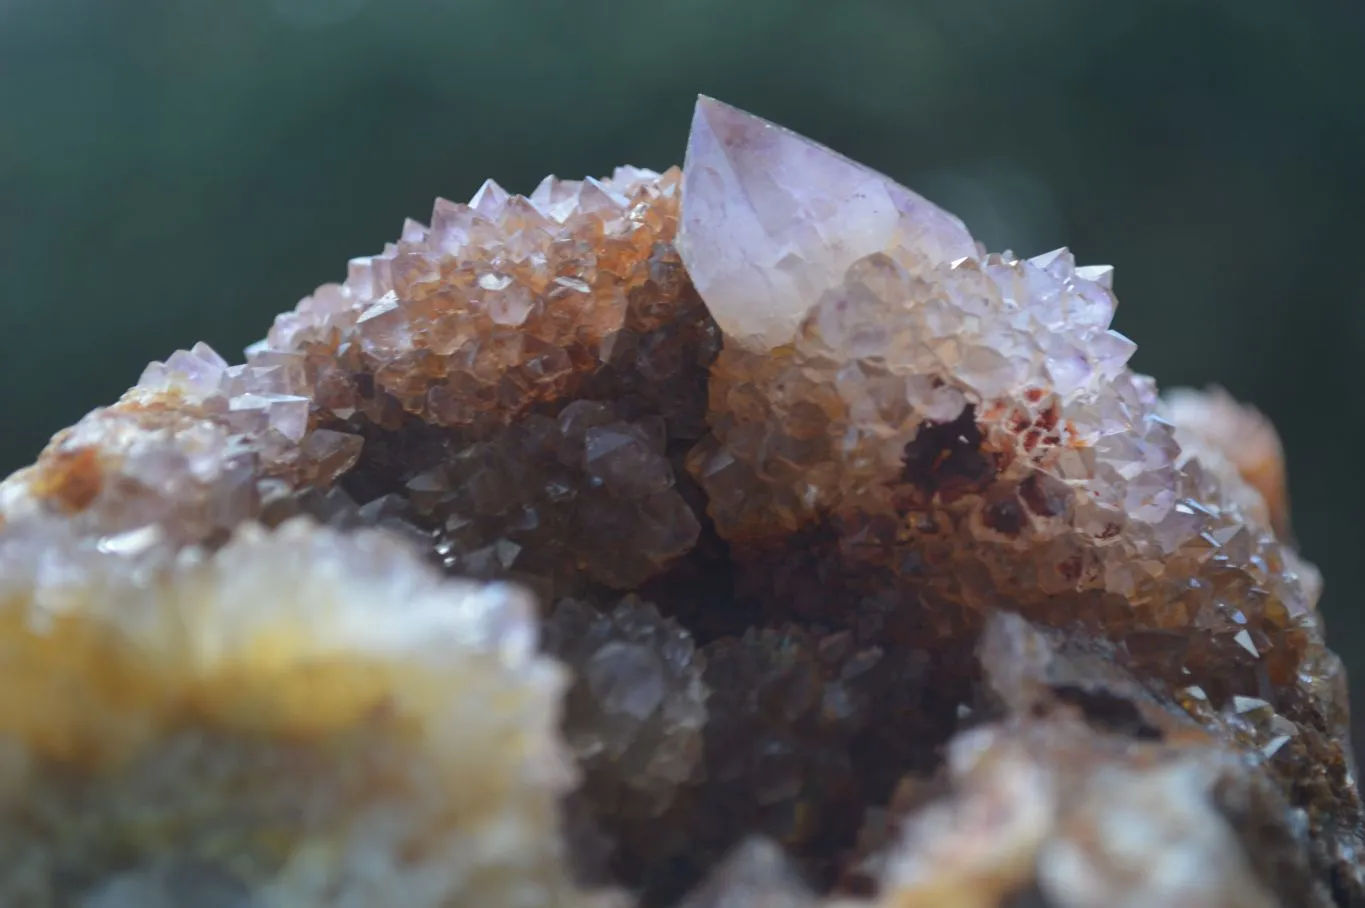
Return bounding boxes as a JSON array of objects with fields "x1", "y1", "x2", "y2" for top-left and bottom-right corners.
[
  {"x1": 255, "y1": 164, "x2": 717, "y2": 598},
  {"x1": 0, "y1": 97, "x2": 1360, "y2": 908},
  {"x1": 0, "y1": 373, "x2": 363, "y2": 611},
  {"x1": 331, "y1": 399, "x2": 702, "y2": 597},
  {"x1": 691, "y1": 247, "x2": 1324, "y2": 679},
  {"x1": 263, "y1": 166, "x2": 714, "y2": 435}
]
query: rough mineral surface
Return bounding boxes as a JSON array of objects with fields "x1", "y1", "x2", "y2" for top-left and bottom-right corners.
[
  {"x1": 0, "y1": 96, "x2": 1360, "y2": 908},
  {"x1": 0, "y1": 518, "x2": 578, "y2": 908}
]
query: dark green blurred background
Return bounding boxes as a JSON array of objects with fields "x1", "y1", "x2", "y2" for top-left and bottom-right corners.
[{"x1": 3, "y1": 0, "x2": 1364, "y2": 749}]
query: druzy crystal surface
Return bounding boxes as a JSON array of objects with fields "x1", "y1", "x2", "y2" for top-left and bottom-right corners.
[{"x1": 0, "y1": 97, "x2": 1360, "y2": 908}]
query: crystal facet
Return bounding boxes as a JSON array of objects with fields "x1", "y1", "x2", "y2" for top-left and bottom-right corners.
[{"x1": 677, "y1": 96, "x2": 977, "y2": 350}]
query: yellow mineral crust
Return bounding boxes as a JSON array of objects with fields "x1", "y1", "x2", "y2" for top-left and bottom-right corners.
[{"x1": 0, "y1": 518, "x2": 581, "y2": 908}]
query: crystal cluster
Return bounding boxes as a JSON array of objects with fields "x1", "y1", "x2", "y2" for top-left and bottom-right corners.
[
  {"x1": 0, "y1": 96, "x2": 1360, "y2": 908},
  {"x1": 263, "y1": 166, "x2": 716, "y2": 437},
  {"x1": 332, "y1": 400, "x2": 701, "y2": 597},
  {"x1": 0, "y1": 360, "x2": 362, "y2": 611},
  {"x1": 681, "y1": 103, "x2": 1352, "y2": 842},
  {"x1": 545, "y1": 596, "x2": 707, "y2": 824}
]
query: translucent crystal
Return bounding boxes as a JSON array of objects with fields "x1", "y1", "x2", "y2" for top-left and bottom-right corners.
[
  {"x1": 677, "y1": 96, "x2": 977, "y2": 350},
  {"x1": 544, "y1": 597, "x2": 707, "y2": 820}
]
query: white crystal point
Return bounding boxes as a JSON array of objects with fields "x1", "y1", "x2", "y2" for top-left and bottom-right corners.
[
  {"x1": 1075, "y1": 263, "x2": 1115, "y2": 288},
  {"x1": 677, "y1": 95, "x2": 978, "y2": 350}
]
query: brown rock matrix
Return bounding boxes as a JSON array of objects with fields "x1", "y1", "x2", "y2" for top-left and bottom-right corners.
[{"x1": 0, "y1": 97, "x2": 1359, "y2": 908}]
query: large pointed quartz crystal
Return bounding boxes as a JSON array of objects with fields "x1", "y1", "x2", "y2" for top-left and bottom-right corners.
[{"x1": 677, "y1": 96, "x2": 978, "y2": 349}]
